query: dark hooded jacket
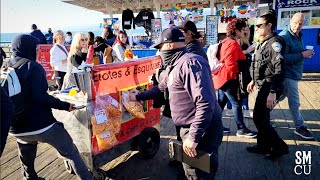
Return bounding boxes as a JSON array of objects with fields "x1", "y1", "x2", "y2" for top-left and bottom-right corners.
[
  {"x1": 186, "y1": 40, "x2": 208, "y2": 61},
  {"x1": 8, "y1": 34, "x2": 70, "y2": 134},
  {"x1": 30, "y1": 30, "x2": 47, "y2": 44}
]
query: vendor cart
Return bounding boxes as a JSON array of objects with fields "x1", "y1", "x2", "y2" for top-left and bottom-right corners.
[{"x1": 52, "y1": 56, "x2": 162, "y2": 179}]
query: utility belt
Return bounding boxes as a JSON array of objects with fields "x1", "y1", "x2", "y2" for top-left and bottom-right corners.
[{"x1": 255, "y1": 78, "x2": 271, "y2": 87}]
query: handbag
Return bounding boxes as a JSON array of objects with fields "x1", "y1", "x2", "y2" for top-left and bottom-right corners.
[{"x1": 103, "y1": 47, "x2": 114, "y2": 64}]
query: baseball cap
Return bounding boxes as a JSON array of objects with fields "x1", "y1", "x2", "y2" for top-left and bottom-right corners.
[
  {"x1": 178, "y1": 20, "x2": 197, "y2": 36},
  {"x1": 150, "y1": 27, "x2": 185, "y2": 49},
  {"x1": 31, "y1": 24, "x2": 37, "y2": 29}
]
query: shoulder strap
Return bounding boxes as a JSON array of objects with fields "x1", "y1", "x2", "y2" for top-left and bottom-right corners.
[
  {"x1": 56, "y1": 44, "x2": 68, "y2": 57},
  {"x1": 216, "y1": 41, "x2": 223, "y2": 60},
  {"x1": 11, "y1": 58, "x2": 30, "y2": 69}
]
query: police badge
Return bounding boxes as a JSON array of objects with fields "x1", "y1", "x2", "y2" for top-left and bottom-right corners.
[{"x1": 272, "y1": 42, "x2": 282, "y2": 53}]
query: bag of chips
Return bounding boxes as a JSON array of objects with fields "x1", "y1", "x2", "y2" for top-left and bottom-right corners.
[
  {"x1": 98, "y1": 94, "x2": 122, "y2": 120},
  {"x1": 91, "y1": 102, "x2": 114, "y2": 135},
  {"x1": 97, "y1": 94, "x2": 122, "y2": 133},
  {"x1": 122, "y1": 91, "x2": 145, "y2": 119},
  {"x1": 124, "y1": 49, "x2": 134, "y2": 60},
  {"x1": 96, "y1": 131, "x2": 118, "y2": 151}
]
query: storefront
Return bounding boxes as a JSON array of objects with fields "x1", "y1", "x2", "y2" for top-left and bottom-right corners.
[{"x1": 274, "y1": 0, "x2": 320, "y2": 72}]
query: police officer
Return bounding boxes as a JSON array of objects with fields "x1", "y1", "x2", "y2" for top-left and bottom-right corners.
[
  {"x1": 130, "y1": 28, "x2": 223, "y2": 179},
  {"x1": 246, "y1": 10, "x2": 289, "y2": 160}
]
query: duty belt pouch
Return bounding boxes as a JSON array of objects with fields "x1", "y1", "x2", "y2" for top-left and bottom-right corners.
[
  {"x1": 151, "y1": 73, "x2": 165, "y2": 108},
  {"x1": 169, "y1": 139, "x2": 212, "y2": 173}
]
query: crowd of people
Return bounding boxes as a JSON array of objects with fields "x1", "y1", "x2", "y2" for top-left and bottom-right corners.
[
  {"x1": 43, "y1": 26, "x2": 135, "y2": 89},
  {"x1": 130, "y1": 9, "x2": 315, "y2": 179},
  {"x1": 0, "y1": 8, "x2": 316, "y2": 180}
]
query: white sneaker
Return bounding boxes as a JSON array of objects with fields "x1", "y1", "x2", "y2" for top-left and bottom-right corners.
[
  {"x1": 243, "y1": 110, "x2": 253, "y2": 118},
  {"x1": 225, "y1": 109, "x2": 233, "y2": 117}
]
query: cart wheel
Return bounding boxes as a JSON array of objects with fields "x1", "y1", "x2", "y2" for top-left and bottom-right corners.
[
  {"x1": 63, "y1": 159, "x2": 75, "y2": 174},
  {"x1": 137, "y1": 127, "x2": 160, "y2": 159},
  {"x1": 93, "y1": 169, "x2": 107, "y2": 180}
]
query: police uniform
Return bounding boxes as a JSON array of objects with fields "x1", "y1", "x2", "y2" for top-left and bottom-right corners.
[{"x1": 251, "y1": 32, "x2": 288, "y2": 157}]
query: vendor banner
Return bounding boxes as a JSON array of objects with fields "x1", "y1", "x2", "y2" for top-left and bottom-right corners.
[
  {"x1": 151, "y1": 18, "x2": 162, "y2": 45},
  {"x1": 101, "y1": 18, "x2": 120, "y2": 30},
  {"x1": 206, "y1": 15, "x2": 219, "y2": 45},
  {"x1": 275, "y1": 0, "x2": 320, "y2": 8},
  {"x1": 37, "y1": 44, "x2": 70, "y2": 80},
  {"x1": 37, "y1": 45, "x2": 54, "y2": 80},
  {"x1": 91, "y1": 56, "x2": 162, "y2": 154}
]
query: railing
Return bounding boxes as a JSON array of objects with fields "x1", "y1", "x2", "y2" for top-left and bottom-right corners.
[{"x1": 1, "y1": 42, "x2": 12, "y2": 60}]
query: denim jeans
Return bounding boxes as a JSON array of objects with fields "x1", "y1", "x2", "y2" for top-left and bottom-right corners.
[
  {"x1": 226, "y1": 98, "x2": 249, "y2": 110},
  {"x1": 180, "y1": 119, "x2": 223, "y2": 179},
  {"x1": 218, "y1": 79, "x2": 245, "y2": 129},
  {"x1": 283, "y1": 78, "x2": 304, "y2": 128},
  {"x1": 15, "y1": 123, "x2": 93, "y2": 180}
]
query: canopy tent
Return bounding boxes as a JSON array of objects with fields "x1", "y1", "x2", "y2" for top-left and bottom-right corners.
[{"x1": 61, "y1": 0, "x2": 271, "y2": 16}]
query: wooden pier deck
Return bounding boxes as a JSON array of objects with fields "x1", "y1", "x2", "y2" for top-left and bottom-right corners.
[{"x1": 1, "y1": 73, "x2": 320, "y2": 180}]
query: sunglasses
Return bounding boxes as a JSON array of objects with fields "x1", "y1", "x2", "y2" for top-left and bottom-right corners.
[
  {"x1": 255, "y1": 23, "x2": 266, "y2": 29},
  {"x1": 81, "y1": 38, "x2": 88, "y2": 42}
]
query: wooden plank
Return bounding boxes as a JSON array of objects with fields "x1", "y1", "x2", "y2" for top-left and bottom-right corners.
[{"x1": 1, "y1": 144, "x2": 55, "y2": 179}]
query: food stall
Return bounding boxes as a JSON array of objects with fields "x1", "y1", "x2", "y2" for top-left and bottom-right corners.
[{"x1": 42, "y1": 53, "x2": 162, "y2": 179}]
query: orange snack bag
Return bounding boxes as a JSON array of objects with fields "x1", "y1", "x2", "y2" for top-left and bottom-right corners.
[
  {"x1": 97, "y1": 94, "x2": 122, "y2": 134},
  {"x1": 112, "y1": 121, "x2": 121, "y2": 133},
  {"x1": 91, "y1": 103, "x2": 114, "y2": 135},
  {"x1": 96, "y1": 131, "x2": 118, "y2": 151},
  {"x1": 101, "y1": 94, "x2": 122, "y2": 120},
  {"x1": 122, "y1": 91, "x2": 145, "y2": 119},
  {"x1": 124, "y1": 49, "x2": 134, "y2": 60}
]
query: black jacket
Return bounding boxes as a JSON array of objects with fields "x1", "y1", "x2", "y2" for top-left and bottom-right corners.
[
  {"x1": 137, "y1": 50, "x2": 222, "y2": 143},
  {"x1": 122, "y1": 9, "x2": 135, "y2": 29},
  {"x1": 30, "y1": 30, "x2": 47, "y2": 44},
  {"x1": 186, "y1": 40, "x2": 208, "y2": 61},
  {"x1": 251, "y1": 32, "x2": 285, "y2": 92},
  {"x1": 1, "y1": 87, "x2": 14, "y2": 154},
  {"x1": 135, "y1": 9, "x2": 154, "y2": 34},
  {"x1": 8, "y1": 34, "x2": 70, "y2": 134},
  {"x1": 94, "y1": 43, "x2": 108, "y2": 55}
]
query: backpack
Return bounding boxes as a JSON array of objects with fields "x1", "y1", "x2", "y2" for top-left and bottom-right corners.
[
  {"x1": 103, "y1": 46, "x2": 114, "y2": 64},
  {"x1": 206, "y1": 42, "x2": 222, "y2": 74},
  {"x1": 0, "y1": 58, "x2": 30, "y2": 114}
]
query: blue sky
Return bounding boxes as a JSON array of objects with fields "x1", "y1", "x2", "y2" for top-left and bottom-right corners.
[{"x1": 1, "y1": 0, "x2": 112, "y2": 33}]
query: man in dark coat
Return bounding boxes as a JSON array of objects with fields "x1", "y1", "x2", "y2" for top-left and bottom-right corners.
[
  {"x1": 30, "y1": 24, "x2": 47, "y2": 44},
  {"x1": 178, "y1": 20, "x2": 208, "y2": 61},
  {"x1": 7, "y1": 34, "x2": 93, "y2": 180}
]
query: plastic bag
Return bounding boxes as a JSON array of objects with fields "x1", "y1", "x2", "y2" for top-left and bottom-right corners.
[
  {"x1": 91, "y1": 102, "x2": 114, "y2": 135},
  {"x1": 97, "y1": 94, "x2": 122, "y2": 133},
  {"x1": 124, "y1": 49, "x2": 134, "y2": 60},
  {"x1": 96, "y1": 131, "x2": 118, "y2": 151},
  {"x1": 122, "y1": 91, "x2": 145, "y2": 119},
  {"x1": 99, "y1": 94, "x2": 122, "y2": 120}
]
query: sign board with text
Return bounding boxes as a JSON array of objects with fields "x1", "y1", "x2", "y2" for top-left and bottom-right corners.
[
  {"x1": 37, "y1": 45, "x2": 70, "y2": 80},
  {"x1": 91, "y1": 56, "x2": 162, "y2": 154},
  {"x1": 274, "y1": 0, "x2": 320, "y2": 29}
]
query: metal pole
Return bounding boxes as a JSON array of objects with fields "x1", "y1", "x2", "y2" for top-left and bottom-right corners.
[
  {"x1": 210, "y1": 0, "x2": 216, "y2": 15},
  {"x1": 155, "y1": 2, "x2": 161, "y2": 18}
]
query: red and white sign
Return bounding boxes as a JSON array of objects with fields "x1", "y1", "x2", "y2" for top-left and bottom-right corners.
[
  {"x1": 91, "y1": 56, "x2": 162, "y2": 154},
  {"x1": 36, "y1": 45, "x2": 70, "y2": 80}
]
